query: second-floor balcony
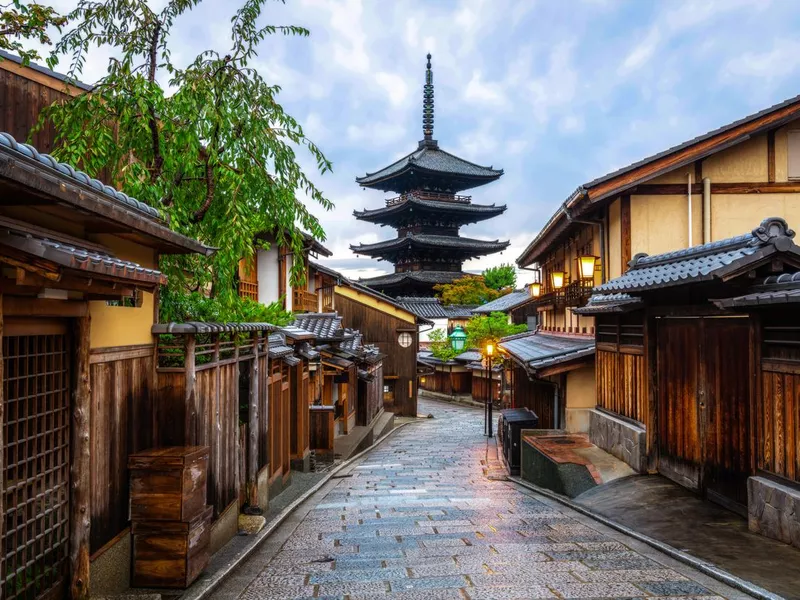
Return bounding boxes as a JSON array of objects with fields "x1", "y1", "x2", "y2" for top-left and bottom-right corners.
[
  {"x1": 293, "y1": 288, "x2": 319, "y2": 313},
  {"x1": 564, "y1": 280, "x2": 594, "y2": 307},
  {"x1": 386, "y1": 190, "x2": 472, "y2": 207}
]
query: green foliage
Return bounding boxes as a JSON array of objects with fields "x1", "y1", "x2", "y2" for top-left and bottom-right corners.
[
  {"x1": 466, "y1": 311, "x2": 526, "y2": 362},
  {"x1": 482, "y1": 263, "x2": 516, "y2": 291},
  {"x1": 0, "y1": 1, "x2": 67, "y2": 66},
  {"x1": 159, "y1": 286, "x2": 292, "y2": 325},
  {"x1": 434, "y1": 275, "x2": 502, "y2": 305},
  {"x1": 37, "y1": 0, "x2": 332, "y2": 316},
  {"x1": 428, "y1": 328, "x2": 458, "y2": 362}
]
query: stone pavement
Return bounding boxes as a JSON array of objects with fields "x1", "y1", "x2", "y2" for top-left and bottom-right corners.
[{"x1": 208, "y1": 399, "x2": 750, "y2": 600}]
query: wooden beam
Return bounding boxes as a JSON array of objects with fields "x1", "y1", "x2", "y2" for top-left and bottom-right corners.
[
  {"x1": 768, "y1": 130, "x2": 776, "y2": 183},
  {"x1": 587, "y1": 100, "x2": 800, "y2": 202},
  {"x1": 621, "y1": 195, "x2": 631, "y2": 272},
  {"x1": 184, "y1": 335, "x2": 198, "y2": 445},
  {"x1": 70, "y1": 315, "x2": 91, "y2": 600},
  {"x1": 633, "y1": 182, "x2": 800, "y2": 195},
  {"x1": 0, "y1": 294, "x2": 3, "y2": 580},
  {"x1": 247, "y1": 332, "x2": 260, "y2": 508},
  {"x1": 3, "y1": 296, "x2": 88, "y2": 317},
  {"x1": 694, "y1": 160, "x2": 703, "y2": 183}
]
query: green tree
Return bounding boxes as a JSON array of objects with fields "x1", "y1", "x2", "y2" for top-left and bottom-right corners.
[
  {"x1": 466, "y1": 311, "x2": 526, "y2": 362},
  {"x1": 482, "y1": 263, "x2": 516, "y2": 291},
  {"x1": 1, "y1": 1, "x2": 67, "y2": 65},
  {"x1": 37, "y1": 0, "x2": 332, "y2": 320},
  {"x1": 428, "y1": 328, "x2": 458, "y2": 362},
  {"x1": 434, "y1": 275, "x2": 501, "y2": 305}
]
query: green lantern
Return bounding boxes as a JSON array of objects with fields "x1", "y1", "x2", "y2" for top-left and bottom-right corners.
[{"x1": 449, "y1": 325, "x2": 467, "y2": 352}]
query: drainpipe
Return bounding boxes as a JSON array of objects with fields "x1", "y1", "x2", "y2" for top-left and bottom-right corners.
[
  {"x1": 703, "y1": 177, "x2": 712, "y2": 243},
  {"x1": 687, "y1": 172, "x2": 693, "y2": 248}
]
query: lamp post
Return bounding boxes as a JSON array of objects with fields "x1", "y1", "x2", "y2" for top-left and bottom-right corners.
[
  {"x1": 485, "y1": 342, "x2": 494, "y2": 438},
  {"x1": 449, "y1": 325, "x2": 467, "y2": 352}
]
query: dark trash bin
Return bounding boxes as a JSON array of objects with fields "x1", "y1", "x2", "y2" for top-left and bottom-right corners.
[{"x1": 499, "y1": 408, "x2": 538, "y2": 475}]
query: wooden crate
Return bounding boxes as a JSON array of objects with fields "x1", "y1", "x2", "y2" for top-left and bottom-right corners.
[
  {"x1": 128, "y1": 446, "x2": 209, "y2": 522},
  {"x1": 131, "y1": 505, "x2": 212, "y2": 588}
]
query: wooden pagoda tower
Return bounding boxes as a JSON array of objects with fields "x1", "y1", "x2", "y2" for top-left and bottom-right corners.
[{"x1": 352, "y1": 54, "x2": 509, "y2": 297}]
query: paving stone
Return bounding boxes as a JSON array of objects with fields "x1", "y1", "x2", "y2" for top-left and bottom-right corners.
[{"x1": 209, "y1": 399, "x2": 734, "y2": 600}]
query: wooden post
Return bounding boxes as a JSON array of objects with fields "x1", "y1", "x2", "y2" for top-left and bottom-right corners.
[
  {"x1": 247, "y1": 331, "x2": 259, "y2": 507},
  {"x1": 71, "y1": 315, "x2": 91, "y2": 600},
  {"x1": 620, "y1": 195, "x2": 632, "y2": 271},
  {"x1": 184, "y1": 334, "x2": 197, "y2": 445},
  {"x1": 0, "y1": 294, "x2": 4, "y2": 575},
  {"x1": 645, "y1": 313, "x2": 659, "y2": 474}
]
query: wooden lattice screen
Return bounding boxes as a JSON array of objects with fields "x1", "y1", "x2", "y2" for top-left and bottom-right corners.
[
  {"x1": 238, "y1": 255, "x2": 258, "y2": 301},
  {"x1": 2, "y1": 328, "x2": 71, "y2": 600}
]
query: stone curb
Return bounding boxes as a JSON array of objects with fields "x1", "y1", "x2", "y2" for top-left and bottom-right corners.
[
  {"x1": 508, "y1": 476, "x2": 783, "y2": 600},
  {"x1": 180, "y1": 419, "x2": 425, "y2": 600}
]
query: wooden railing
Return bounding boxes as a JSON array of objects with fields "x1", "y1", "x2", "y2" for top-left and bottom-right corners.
[
  {"x1": 321, "y1": 286, "x2": 335, "y2": 312},
  {"x1": 386, "y1": 190, "x2": 472, "y2": 207},
  {"x1": 293, "y1": 288, "x2": 319, "y2": 312},
  {"x1": 564, "y1": 280, "x2": 593, "y2": 307}
]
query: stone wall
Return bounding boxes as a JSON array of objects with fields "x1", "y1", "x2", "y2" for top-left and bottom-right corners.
[
  {"x1": 748, "y1": 476, "x2": 800, "y2": 549},
  {"x1": 589, "y1": 409, "x2": 646, "y2": 473}
]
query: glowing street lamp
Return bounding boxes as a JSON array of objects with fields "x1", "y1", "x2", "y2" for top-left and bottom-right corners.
[
  {"x1": 485, "y1": 341, "x2": 495, "y2": 438},
  {"x1": 529, "y1": 282, "x2": 541, "y2": 298},
  {"x1": 551, "y1": 270, "x2": 566, "y2": 290}
]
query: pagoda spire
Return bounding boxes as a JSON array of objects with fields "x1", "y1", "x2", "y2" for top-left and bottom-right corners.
[{"x1": 422, "y1": 53, "x2": 434, "y2": 141}]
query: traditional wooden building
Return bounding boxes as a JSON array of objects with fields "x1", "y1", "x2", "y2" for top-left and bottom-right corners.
[
  {"x1": 472, "y1": 286, "x2": 539, "y2": 330},
  {"x1": 352, "y1": 54, "x2": 509, "y2": 297},
  {"x1": 0, "y1": 130, "x2": 213, "y2": 599},
  {"x1": 515, "y1": 92, "x2": 800, "y2": 442},
  {"x1": 577, "y1": 216, "x2": 800, "y2": 548},
  {"x1": 309, "y1": 264, "x2": 430, "y2": 417},
  {"x1": 237, "y1": 231, "x2": 332, "y2": 312},
  {"x1": 396, "y1": 296, "x2": 476, "y2": 346}
]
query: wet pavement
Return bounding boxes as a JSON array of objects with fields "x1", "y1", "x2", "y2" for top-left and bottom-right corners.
[{"x1": 209, "y1": 399, "x2": 749, "y2": 600}]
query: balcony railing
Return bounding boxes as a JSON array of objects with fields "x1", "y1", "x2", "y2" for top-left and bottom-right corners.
[
  {"x1": 385, "y1": 190, "x2": 472, "y2": 207},
  {"x1": 321, "y1": 286, "x2": 335, "y2": 312},
  {"x1": 293, "y1": 288, "x2": 319, "y2": 313},
  {"x1": 564, "y1": 280, "x2": 594, "y2": 308},
  {"x1": 536, "y1": 290, "x2": 565, "y2": 309}
]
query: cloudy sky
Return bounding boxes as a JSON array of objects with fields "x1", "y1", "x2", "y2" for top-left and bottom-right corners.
[{"x1": 33, "y1": 0, "x2": 800, "y2": 283}]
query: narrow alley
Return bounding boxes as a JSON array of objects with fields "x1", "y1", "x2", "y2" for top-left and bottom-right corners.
[{"x1": 208, "y1": 400, "x2": 748, "y2": 600}]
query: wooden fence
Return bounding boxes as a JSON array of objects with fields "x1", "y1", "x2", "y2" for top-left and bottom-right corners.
[{"x1": 153, "y1": 324, "x2": 278, "y2": 518}]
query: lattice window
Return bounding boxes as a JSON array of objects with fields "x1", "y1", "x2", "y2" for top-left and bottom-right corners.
[{"x1": 2, "y1": 330, "x2": 71, "y2": 600}]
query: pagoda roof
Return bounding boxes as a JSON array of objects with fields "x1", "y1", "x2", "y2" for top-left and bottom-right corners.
[
  {"x1": 354, "y1": 193, "x2": 506, "y2": 225},
  {"x1": 351, "y1": 233, "x2": 509, "y2": 260},
  {"x1": 360, "y1": 270, "x2": 465, "y2": 288},
  {"x1": 356, "y1": 140, "x2": 503, "y2": 193}
]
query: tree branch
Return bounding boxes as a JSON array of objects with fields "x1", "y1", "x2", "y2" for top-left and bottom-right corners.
[{"x1": 147, "y1": 20, "x2": 163, "y2": 182}]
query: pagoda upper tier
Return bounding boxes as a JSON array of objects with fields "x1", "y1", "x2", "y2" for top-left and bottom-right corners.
[
  {"x1": 353, "y1": 190, "x2": 506, "y2": 228},
  {"x1": 355, "y1": 138, "x2": 503, "y2": 194},
  {"x1": 351, "y1": 233, "x2": 509, "y2": 263}
]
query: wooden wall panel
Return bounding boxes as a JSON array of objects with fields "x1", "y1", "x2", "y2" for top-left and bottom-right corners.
[
  {"x1": 761, "y1": 369, "x2": 800, "y2": 483},
  {"x1": 0, "y1": 68, "x2": 67, "y2": 152},
  {"x1": 89, "y1": 347, "x2": 154, "y2": 554},
  {"x1": 596, "y1": 349, "x2": 646, "y2": 423},
  {"x1": 511, "y1": 365, "x2": 555, "y2": 428}
]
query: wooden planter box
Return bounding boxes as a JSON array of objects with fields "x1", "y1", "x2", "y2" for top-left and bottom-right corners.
[
  {"x1": 131, "y1": 505, "x2": 212, "y2": 588},
  {"x1": 129, "y1": 446, "x2": 209, "y2": 522}
]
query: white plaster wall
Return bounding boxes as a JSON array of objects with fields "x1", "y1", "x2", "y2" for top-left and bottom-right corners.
[
  {"x1": 257, "y1": 247, "x2": 280, "y2": 305},
  {"x1": 420, "y1": 318, "x2": 448, "y2": 343}
]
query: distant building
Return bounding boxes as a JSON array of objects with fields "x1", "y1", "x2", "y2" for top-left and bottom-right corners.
[{"x1": 351, "y1": 55, "x2": 509, "y2": 297}]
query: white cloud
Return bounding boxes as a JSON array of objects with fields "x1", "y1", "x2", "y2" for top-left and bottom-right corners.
[
  {"x1": 375, "y1": 72, "x2": 410, "y2": 108},
  {"x1": 618, "y1": 27, "x2": 661, "y2": 75},
  {"x1": 464, "y1": 70, "x2": 507, "y2": 106},
  {"x1": 723, "y1": 39, "x2": 800, "y2": 83}
]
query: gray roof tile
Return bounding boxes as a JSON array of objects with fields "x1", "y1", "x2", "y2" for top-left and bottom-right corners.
[
  {"x1": 499, "y1": 331, "x2": 594, "y2": 373},
  {"x1": 356, "y1": 142, "x2": 502, "y2": 186},
  {"x1": 352, "y1": 233, "x2": 509, "y2": 255},
  {"x1": 0, "y1": 131, "x2": 162, "y2": 220},
  {"x1": 472, "y1": 290, "x2": 532, "y2": 314},
  {"x1": 359, "y1": 270, "x2": 466, "y2": 287},
  {"x1": 292, "y1": 312, "x2": 344, "y2": 340}
]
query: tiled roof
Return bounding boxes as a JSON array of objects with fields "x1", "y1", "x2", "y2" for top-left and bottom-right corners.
[
  {"x1": 0, "y1": 132, "x2": 161, "y2": 220},
  {"x1": 359, "y1": 270, "x2": 465, "y2": 287},
  {"x1": 397, "y1": 296, "x2": 449, "y2": 318},
  {"x1": 356, "y1": 141, "x2": 502, "y2": 187},
  {"x1": 292, "y1": 312, "x2": 344, "y2": 341},
  {"x1": 594, "y1": 218, "x2": 795, "y2": 294},
  {"x1": 283, "y1": 355, "x2": 301, "y2": 367},
  {"x1": 518, "y1": 93, "x2": 800, "y2": 267},
  {"x1": 152, "y1": 322, "x2": 276, "y2": 334},
  {"x1": 354, "y1": 196, "x2": 506, "y2": 222},
  {"x1": 352, "y1": 234, "x2": 509, "y2": 256},
  {"x1": 445, "y1": 304, "x2": 478, "y2": 318},
  {"x1": 572, "y1": 293, "x2": 643, "y2": 315},
  {"x1": 267, "y1": 333, "x2": 294, "y2": 358},
  {"x1": 472, "y1": 290, "x2": 532, "y2": 314},
  {"x1": 499, "y1": 331, "x2": 595, "y2": 374},
  {"x1": 455, "y1": 350, "x2": 483, "y2": 363},
  {"x1": 0, "y1": 226, "x2": 166, "y2": 285},
  {"x1": 280, "y1": 325, "x2": 316, "y2": 341},
  {"x1": 714, "y1": 271, "x2": 800, "y2": 308},
  {"x1": 296, "y1": 342, "x2": 320, "y2": 361},
  {"x1": 339, "y1": 331, "x2": 363, "y2": 352}
]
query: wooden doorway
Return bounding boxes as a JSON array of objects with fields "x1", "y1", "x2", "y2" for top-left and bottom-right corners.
[
  {"x1": 657, "y1": 317, "x2": 751, "y2": 515},
  {"x1": 2, "y1": 319, "x2": 71, "y2": 600}
]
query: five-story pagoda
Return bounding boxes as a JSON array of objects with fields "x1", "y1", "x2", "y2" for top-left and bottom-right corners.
[{"x1": 351, "y1": 54, "x2": 510, "y2": 297}]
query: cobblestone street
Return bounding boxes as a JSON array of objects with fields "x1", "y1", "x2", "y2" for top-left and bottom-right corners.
[{"x1": 211, "y1": 400, "x2": 748, "y2": 600}]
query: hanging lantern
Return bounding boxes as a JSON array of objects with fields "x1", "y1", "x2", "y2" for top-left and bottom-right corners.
[
  {"x1": 551, "y1": 270, "x2": 566, "y2": 290},
  {"x1": 529, "y1": 282, "x2": 541, "y2": 297},
  {"x1": 486, "y1": 342, "x2": 494, "y2": 357},
  {"x1": 578, "y1": 255, "x2": 598, "y2": 280},
  {"x1": 449, "y1": 325, "x2": 467, "y2": 352}
]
